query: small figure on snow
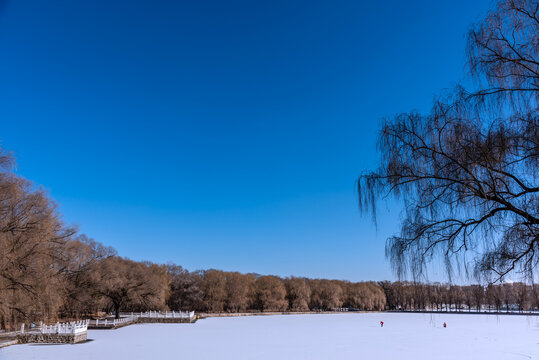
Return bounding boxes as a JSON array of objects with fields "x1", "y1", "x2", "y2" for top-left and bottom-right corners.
[
  {"x1": 380, "y1": 321, "x2": 384, "y2": 327},
  {"x1": 443, "y1": 322, "x2": 447, "y2": 328}
]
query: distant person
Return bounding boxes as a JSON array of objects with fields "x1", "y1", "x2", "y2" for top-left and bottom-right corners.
[
  {"x1": 443, "y1": 322, "x2": 447, "y2": 328},
  {"x1": 380, "y1": 321, "x2": 384, "y2": 327}
]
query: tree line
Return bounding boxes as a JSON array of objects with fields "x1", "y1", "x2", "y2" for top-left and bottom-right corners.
[
  {"x1": 167, "y1": 267, "x2": 386, "y2": 313},
  {"x1": 380, "y1": 281, "x2": 539, "y2": 313}
]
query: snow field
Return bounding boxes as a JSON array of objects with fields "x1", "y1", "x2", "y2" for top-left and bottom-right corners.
[{"x1": 1, "y1": 312, "x2": 538, "y2": 360}]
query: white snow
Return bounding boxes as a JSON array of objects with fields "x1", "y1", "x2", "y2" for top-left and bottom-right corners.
[{"x1": 1, "y1": 313, "x2": 538, "y2": 360}]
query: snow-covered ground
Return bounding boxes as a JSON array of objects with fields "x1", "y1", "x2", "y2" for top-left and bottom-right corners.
[{"x1": 1, "y1": 313, "x2": 538, "y2": 360}]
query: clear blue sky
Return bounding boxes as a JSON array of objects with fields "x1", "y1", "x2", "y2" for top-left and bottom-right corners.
[{"x1": 0, "y1": 0, "x2": 491, "y2": 281}]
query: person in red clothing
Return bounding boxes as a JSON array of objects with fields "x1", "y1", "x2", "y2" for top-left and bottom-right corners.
[
  {"x1": 443, "y1": 322, "x2": 447, "y2": 328},
  {"x1": 380, "y1": 321, "x2": 384, "y2": 327}
]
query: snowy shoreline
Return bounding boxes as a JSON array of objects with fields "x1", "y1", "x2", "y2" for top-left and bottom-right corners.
[
  {"x1": 198, "y1": 310, "x2": 374, "y2": 318},
  {"x1": 199, "y1": 309, "x2": 539, "y2": 318}
]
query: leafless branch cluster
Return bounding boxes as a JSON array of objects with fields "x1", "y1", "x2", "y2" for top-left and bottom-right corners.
[{"x1": 359, "y1": 0, "x2": 538, "y2": 282}]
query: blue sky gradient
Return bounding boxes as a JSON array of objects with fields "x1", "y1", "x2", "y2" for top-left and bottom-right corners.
[{"x1": 0, "y1": 0, "x2": 491, "y2": 281}]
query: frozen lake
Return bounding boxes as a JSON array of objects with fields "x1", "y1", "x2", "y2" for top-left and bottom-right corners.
[{"x1": 1, "y1": 313, "x2": 538, "y2": 360}]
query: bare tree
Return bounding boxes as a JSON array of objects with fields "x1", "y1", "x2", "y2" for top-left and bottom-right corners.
[
  {"x1": 531, "y1": 284, "x2": 539, "y2": 309},
  {"x1": 344, "y1": 282, "x2": 387, "y2": 310},
  {"x1": 167, "y1": 265, "x2": 204, "y2": 311},
  {"x1": 95, "y1": 257, "x2": 169, "y2": 318},
  {"x1": 0, "y1": 150, "x2": 75, "y2": 328},
  {"x1": 284, "y1": 277, "x2": 311, "y2": 311},
  {"x1": 471, "y1": 285, "x2": 485, "y2": 311},
  {"x1": 225, "y1": 272, "x2": 254, "y2": 312},
  {"x1": 309, "y1": 280, "x2": 343, "y2": 310},
  {"x1": 202, "y1": 270, "x2": 227, "y2": 312},
  {"x1": 513, "y1": 282, "x2": 529, "y2": 311},
  {"x1": 358, "y1": 0, "x2": 538, "y2": 282},
  {"x1": 60, "y1": 235, "x2": 116, "y2": 318},
  {"x1": 252, "y1": 276, "x2": 288, "y2": 312},
  {"x1": 490, "y1": 284, "x2": 504, "y2": 311},
  {"x1": 502, "y1": 283, "x2": 515, "y2": 312}
]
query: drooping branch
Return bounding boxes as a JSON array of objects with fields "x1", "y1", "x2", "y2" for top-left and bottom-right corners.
[{"x1": 359, "y1": 1, "x2": 539, "y2": 281}]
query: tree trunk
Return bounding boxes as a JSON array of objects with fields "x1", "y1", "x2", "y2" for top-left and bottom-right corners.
[{"x1": 114, "y1": 303, "x2": 121, "y2": 319}]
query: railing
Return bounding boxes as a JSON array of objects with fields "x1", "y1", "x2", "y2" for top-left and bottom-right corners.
[
  {"x1": 90, "y1": 310, "x2": 196, "y2": 327},
  {"x1": 93, "y1": 315, "x2": 136, "y2": 327},
  {"x1": 40, "y1": 320, "x2": 89, "y2": 335},
  {"x1": 137, "y1": 310, "x2": 195, "y2": 319},
  {"x1": 31, "y1": 310, "x2": 196, "y2": 334}
]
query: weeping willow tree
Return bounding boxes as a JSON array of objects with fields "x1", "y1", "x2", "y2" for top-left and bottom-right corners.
[{"x1": 358, "y1": 0, "x2": 538, "y2": 282}]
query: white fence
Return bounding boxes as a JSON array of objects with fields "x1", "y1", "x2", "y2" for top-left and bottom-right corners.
[
  {"x1": 138, "y1": 310, "x2": 195, "y2": 319},
  {"x1": 40, "y1": 320, "x2": 89, "y2": 335},
  {"x1": 89, "y1": 311, "x2": 196, "y2": 327},
  {"x1": 94, "y1": 315, "x2": 136, "y2": 327}
]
